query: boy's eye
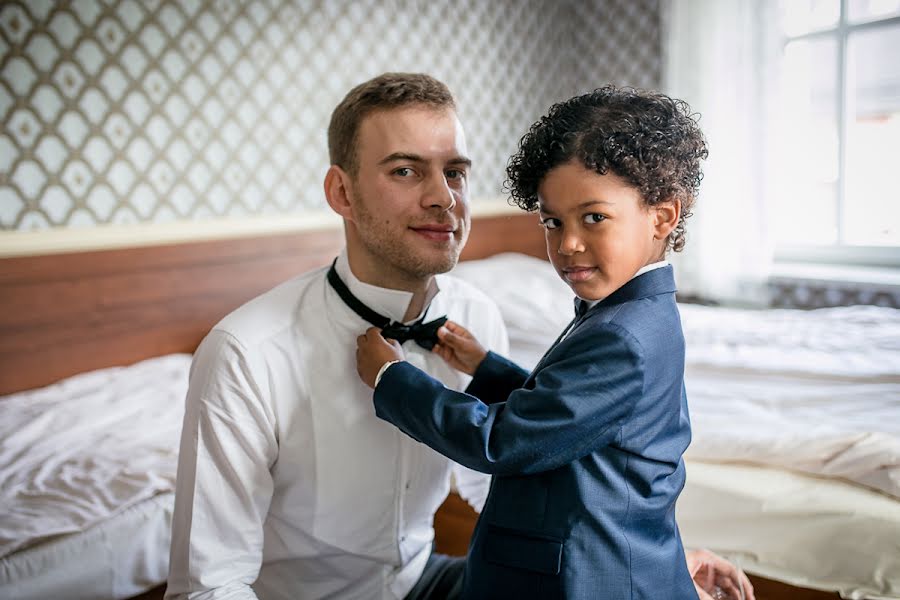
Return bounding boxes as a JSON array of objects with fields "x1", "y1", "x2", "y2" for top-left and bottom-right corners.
[
  {"x1": 584, "y1": 213, "x2": 606, "y2": 224},
  {"x1": 540, "y1": 217, "x2": 561, "y2": 230}
]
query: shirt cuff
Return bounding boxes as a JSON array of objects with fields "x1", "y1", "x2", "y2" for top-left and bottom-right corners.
[{"x1": 375, "y1": 359, "x2": 403, "y2": 387}]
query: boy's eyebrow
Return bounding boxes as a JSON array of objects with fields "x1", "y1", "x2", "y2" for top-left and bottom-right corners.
[
  {"x1": 539, "y1": 199, "x2": 615, "y2": 213},
  {"x1": 578, "y1": 199, "x2": 615, "y2": 208},
  {"x1": 378, "y1": 152, "x2": 472, "y2": 167}
]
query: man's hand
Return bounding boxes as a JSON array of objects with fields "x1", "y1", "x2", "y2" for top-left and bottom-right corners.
[
  {"x1": 686, "y1": 549, "x2": 754, "y2": 600},
  {"x1": 432, "y1": 320, "x2": 488, "y2": 375},
  {"x1": 356, "y1": 327, "x2": 404, "y2": 388}
]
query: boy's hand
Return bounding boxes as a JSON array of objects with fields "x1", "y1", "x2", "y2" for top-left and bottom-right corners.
[
  {"x1": 432, "y1": 320, "x2": 488, "y2": 375},
  {"x1": 356, "y1": 327, "x2": 404, "y2": 389}
]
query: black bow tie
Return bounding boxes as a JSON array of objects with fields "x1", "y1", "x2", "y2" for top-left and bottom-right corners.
[
  {"x1": 327, "y1": 260, "x2": 448, "y2": 350},
  {"x1": 574, "y1": 298, "x2": 591, "y2": 317}
]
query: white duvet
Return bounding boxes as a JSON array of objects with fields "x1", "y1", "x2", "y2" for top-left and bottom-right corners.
[
  {"x1": 0, "y1": 354, "x2": 189, "y2": 558},
  {"x1": 681, "y1": 303, "x2": 900, "y2": 501},
  {"x1": 452, "y1": 253, "x2": 900, "y2": 501}
]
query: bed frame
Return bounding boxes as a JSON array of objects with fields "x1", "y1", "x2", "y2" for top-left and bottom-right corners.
[
  {"x1": 0, "y1": 212, "x2": 835, "y2": 600},
  {"x1": 0, "y1": 213, "x2": 546, "y2": 396}
]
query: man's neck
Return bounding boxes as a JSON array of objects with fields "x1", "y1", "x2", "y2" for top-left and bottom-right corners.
[{"x1": 344, "y1": 251, "x2": 434, "y2": 323}]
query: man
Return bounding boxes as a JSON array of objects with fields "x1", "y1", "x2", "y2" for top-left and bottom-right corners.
[{"x1": 166, "y1": 73, "x2": 752, "y2": 600}]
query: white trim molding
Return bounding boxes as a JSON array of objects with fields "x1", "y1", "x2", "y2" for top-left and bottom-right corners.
[{"x1": 0, "y1": 198, "x2": 519, "y2": 258}]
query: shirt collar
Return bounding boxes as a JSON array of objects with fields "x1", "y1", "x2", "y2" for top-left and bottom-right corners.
[
  {"x1": 578, "y1": 260, "x2": 669, "y2": 309},
  {"x1": 335, "y1": 249, "x2": 440, "y2": 324}
]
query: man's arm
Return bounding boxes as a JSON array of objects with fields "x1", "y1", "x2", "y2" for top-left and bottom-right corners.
[
  {"x1": 686, "y1": 548, "x2": 755, "y2": 600},
  {"x1": 166, "y1": 331, "x2": 277, "y2": 600}
]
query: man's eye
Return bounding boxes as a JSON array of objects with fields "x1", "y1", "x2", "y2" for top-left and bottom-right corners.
[
  {"x1": 540, "y1": 218, "x2": 560, "y2": 230},
  {"x1": 584, "y1": 213, "x2": 606, "y2": 224},
  {"x1": 446, "y1": 169, "x2": 466, "y2": 180},
  {"x1": 393, "y1": 167, "x2": 414, "y2": 177}
]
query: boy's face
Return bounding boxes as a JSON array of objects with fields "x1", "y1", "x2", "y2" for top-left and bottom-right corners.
[{"x1": 537, "y1": 161, "x2": 677, "y2": 301}]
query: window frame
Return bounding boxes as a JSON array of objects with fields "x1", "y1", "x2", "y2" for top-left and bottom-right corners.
[{"x1": 774, "y1": 2, "x2": 900, "y2": 268}]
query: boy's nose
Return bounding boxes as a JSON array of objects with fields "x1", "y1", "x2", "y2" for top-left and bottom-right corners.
[{"x1": 558, "y1": 231, "x2": 585, "y2": 255}]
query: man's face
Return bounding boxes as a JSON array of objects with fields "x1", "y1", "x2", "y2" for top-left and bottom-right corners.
[
  {"x1": 345, "y1": 106, "x2": 471, "y2": 286},
  {"x1": 538, "y1": 161, "x2": 670, "y2": 301}
]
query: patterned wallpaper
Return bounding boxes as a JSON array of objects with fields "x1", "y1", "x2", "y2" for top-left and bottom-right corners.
[{"x1": 0, "y1": 0, "x2": 663, "y2": 231}]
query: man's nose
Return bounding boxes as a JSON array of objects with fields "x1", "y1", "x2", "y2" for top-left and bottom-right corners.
[{"x1": 422, "y1": 173, "x2": 456, "y2": 211}]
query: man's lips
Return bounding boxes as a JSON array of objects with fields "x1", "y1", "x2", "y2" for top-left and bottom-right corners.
[
  {"x1": 410, "y1": 224, "x2": 456, "y2": 241},
  {"x1": 561, "y1": 266, "x2": 597, "y2": 282}
]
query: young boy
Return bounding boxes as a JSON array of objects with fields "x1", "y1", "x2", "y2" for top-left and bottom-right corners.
[{"x1": 356, "y1": 86, "x2": 710, "y2": 599}]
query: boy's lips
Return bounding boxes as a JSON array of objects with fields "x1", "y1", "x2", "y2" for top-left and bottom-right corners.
[{"x1": 561, "y1": 266, "x2": 597, "y2": 282}]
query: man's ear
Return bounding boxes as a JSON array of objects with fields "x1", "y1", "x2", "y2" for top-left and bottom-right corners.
[
  {"x1": 324, "y1": 165, "x2": 355, "y2": 221},
  {"x1": 652, "y1": 197, "x2": 681, "y2": 240}
]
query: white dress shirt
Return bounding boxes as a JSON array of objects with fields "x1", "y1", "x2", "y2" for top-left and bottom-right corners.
[{"x1": 166, "y1": 250, "x2": 508, "y2": 600}]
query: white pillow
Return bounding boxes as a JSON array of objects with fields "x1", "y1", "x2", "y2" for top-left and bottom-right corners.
[{"x1": 451, "y1": 253, "x2": 574, "y2": 369}]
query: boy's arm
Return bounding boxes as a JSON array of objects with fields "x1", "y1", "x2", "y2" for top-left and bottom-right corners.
[
  {"x1": 374, "y1": 323, "x2": 642, "y2": 476},
  {"x1": 433, "y1": 316, "x2": 527, "y2": 404},
  {"x1": 166, "y1": 331, "x2": 276, "y2": 600},
  {"x1": 464, "y1": 351, "x2": 530, "y2": 404}
]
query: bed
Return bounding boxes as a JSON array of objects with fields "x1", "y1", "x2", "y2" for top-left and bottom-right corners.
[
  {"x1": 1, "y1": 213, "x2": 898, "y2": 600},
  {"x1": 0, "y1": 213, "x2": 544, "y2": 600}
]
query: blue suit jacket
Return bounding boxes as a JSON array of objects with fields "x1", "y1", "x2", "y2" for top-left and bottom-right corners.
[{"x1": 375, "y1": 266, "x2": 697, "y2": 599}]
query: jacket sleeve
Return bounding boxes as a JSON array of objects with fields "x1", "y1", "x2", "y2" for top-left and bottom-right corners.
[
  {"x1": 464, "y1": 351, "x2": 530, "y2": 405},
  {"x1": 166, "y1": 331, "x2": 276, "y2": 600},
  {"x1": 374, "y1": 323, "x2": 644, "y2": 476}
]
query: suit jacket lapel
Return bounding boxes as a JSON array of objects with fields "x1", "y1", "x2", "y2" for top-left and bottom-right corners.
[{"x1": 522, "y1": 267, "x2": 678, "y2": 387}]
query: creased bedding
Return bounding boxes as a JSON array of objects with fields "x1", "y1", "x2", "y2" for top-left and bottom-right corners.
[
  {"x1": 681, "y1": 303, "x2": 900, "y2": 500},
  {"x1": 0, "y1": 354, "x2": 189, "y2": 558},
  {"x1": 451, "y1": 253, "x2": 900, "y2": 500}
]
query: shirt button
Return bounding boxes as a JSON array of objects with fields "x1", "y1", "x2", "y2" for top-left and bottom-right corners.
[{"x1": 405, "y1": 481, "x2": 411, "y2": 490}]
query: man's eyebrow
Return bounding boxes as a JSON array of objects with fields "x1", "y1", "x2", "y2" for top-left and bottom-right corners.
[
  {"x1": 377, "y1": 152, "x2": 472, "y2": 167},
  {"x1": 378, "y1": 152, "x2": 425, "y2": 166},
  {"x1": 447, "y1": 156, "x2": 473, "y2": 167}
]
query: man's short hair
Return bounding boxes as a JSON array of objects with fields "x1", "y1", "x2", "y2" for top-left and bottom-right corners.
[{"x1": 328, "y1": 73, "x2": 457, "y2": 175}]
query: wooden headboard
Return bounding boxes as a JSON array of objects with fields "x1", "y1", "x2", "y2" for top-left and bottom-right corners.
[{"x1": 0, "y1": 213, "x2": 545, "y2": 396}]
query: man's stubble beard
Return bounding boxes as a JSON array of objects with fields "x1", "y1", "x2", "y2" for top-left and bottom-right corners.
[{"x1": 353, "y1": 192, "x2": 468, "y2": 281}]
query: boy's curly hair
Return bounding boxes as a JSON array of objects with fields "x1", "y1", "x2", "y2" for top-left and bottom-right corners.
[{"x1": 505, "y1": 86, "x2": 708, "y2": 252}]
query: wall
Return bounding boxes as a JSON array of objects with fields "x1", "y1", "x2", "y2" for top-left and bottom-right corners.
[{"x1": 0, "y1": 0, "x2": 663, "y2": 235}]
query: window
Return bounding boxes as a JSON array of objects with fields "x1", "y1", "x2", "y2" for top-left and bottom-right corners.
[{"x1": 774, "y1": 0, "x2": 900, "y2": 267}]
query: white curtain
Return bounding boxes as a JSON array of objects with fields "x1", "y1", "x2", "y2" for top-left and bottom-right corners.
[{"x1": 663, "y1": 0, "x2": 781, "y2": 305}]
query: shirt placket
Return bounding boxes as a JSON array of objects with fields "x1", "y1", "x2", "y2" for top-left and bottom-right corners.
[{"x1": 396, "y1": 349, "x2": 429, "y2": 565}]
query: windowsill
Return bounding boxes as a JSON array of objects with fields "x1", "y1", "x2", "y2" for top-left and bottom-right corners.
[{"x1": 770, "y1": 261, "x2": 900, "y2": 287}]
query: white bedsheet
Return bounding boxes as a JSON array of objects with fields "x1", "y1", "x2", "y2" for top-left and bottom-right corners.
[
  {"x1": 451, "y1": 253, "x2": 900, "y2": 499},
  {"x1": 0, "y1": 354, "x2": 189, "y2": 558},
  {"x1": 1, "y1": 493, "x2": 174, "y2": 600},
  {"x1": 683, "y1": 302, "x2": 900, "y2": 501},
  {"x1": 678, "y1": 460, "x2": 900, "y2": 599}
]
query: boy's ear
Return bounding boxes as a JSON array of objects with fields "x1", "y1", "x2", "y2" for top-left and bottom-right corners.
[
  {"x1": 652, "y1": 197, "x2": 681, "y2": 240},
  {"x1": 324, "y1": 165, "x2": 355, "y2": 221}
]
